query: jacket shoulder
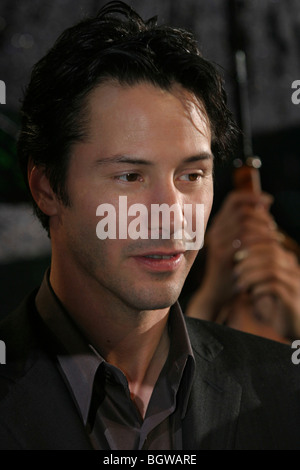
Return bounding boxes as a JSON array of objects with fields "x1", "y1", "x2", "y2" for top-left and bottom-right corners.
[
  {"x1": 0, "y1": 290, "x2": 57, "y2": 393},
  {"x1": 184, "y1": 316, "x2": 295, "y2": 366},
  {"x1": 0, "y1": 290, "x2": 40, "y2": 360}
]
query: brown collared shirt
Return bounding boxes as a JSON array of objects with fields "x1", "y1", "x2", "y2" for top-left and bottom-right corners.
[{"x1": 35, "y1": 271, "x2": 195, "y2": 450}]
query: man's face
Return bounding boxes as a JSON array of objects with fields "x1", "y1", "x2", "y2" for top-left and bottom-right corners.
[{"x1": 53, "y1": 82, "x2": 213, "y2": 313}]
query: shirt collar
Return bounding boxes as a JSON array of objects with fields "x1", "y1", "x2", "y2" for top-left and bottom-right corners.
[
  {"x1": 35, "y1": 269, "x2": 195, "y2": 424},
  {"x1": 166, "y1": 301, "x2": 195, "y2": 418}
]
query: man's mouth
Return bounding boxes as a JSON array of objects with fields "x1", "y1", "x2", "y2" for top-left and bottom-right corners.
[
  {"x1": 144, "y1": 254, "x2": 179, "y2": 259},
  {"x1": 132, "y1": 251, "x2": 185, "y2": 272}
]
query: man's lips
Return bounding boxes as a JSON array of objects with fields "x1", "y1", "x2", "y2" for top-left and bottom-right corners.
[{"x1": 131, "y1": 251, "x2": 185, "y2": 272}]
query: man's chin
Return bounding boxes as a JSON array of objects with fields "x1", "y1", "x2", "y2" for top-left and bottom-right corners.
[{"x1": 128, "y1": 288, "x2": 181, "y2": 313}]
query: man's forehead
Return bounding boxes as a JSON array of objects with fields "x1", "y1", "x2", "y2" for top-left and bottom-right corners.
[
  {"x1": 86, "y1": 79, "x2": 207, "y2": 115},
  {"x1": 84, "y1": 80, "x2": 211, "y2": 142}
]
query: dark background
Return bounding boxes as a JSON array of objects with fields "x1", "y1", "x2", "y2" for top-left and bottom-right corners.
[{"x1": 1, "y1": 0, "x2": 300, "y2": 315}]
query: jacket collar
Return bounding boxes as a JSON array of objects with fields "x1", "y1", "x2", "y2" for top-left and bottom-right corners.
[{"x1": 182, "y1": 317, "x2": 242, "y2": 450}]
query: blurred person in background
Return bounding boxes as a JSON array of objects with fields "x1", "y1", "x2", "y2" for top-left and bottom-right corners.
[{"x1": 184, "y1": 188, "x2": 300, "y2": 344}]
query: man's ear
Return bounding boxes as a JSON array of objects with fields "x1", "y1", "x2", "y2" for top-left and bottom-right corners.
[{"x1": 28, "y1": 159, "x2": 59, "y2": 216}]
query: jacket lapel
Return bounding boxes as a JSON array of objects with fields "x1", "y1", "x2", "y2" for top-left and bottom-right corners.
[
  {"x1": 0, "y1": 353, "x2": 93, "y2": 450},
  {"x1": 183, "y1": 318, "x2": 242, "y2": 450}
]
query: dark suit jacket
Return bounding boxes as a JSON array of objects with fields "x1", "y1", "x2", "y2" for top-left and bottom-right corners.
[{"x1": 0, "y1": 290, "x2": 300, "y2": 450}]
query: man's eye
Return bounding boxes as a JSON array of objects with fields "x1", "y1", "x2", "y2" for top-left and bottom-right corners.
[
  {"x1": 117, "y1": 173, "x2": 141, "y2": 182},
  {"x1": 178, "y1": 173, "x2": 202, "y2": 182}
]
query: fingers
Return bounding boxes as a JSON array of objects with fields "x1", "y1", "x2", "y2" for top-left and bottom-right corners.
[
  {"x1": 208, "y1": 190, "x2": 276, "y2": 242},
  {"x1": 220, "y1": 190, "x2": 274, "y2": 212},
  {"x1": 233, "y1": 242, "x2": 300, "y2": 338},
  {"x1": 206, "y1": 190, "x2": 278, "y2": 264},
  {"x1": 233, "y1": 242, "x2": 300, "y2": 303},
  {"x1": 234, "y1": 242, "x2": 298, "y2": 282},
  {"x1": 216, "y1": 190, "x2": 274, "y2": 222}
]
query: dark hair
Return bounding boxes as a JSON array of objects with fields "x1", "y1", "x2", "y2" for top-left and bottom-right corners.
[{"x1": 18, "y1": 0, "x2": 238, "y2": 233}]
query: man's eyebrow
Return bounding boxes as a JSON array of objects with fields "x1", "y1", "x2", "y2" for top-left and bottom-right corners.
[
  {"x1": 182, "y1": 152, "x2": 214, "y2": 163},
  {"x1": 95, "y1": 155, "x2": 153, "y2": 166},
  {"x1": 95, "y1": 152, "x2": 213, "y2": 166}
]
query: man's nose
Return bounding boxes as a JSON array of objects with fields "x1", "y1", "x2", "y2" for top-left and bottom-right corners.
[
  {"x1": 147, "y1": 180, "x2": 185, "y2": 238},
  {"x1": 152, "y1": 178, "x2": 182, "y2": 203}
]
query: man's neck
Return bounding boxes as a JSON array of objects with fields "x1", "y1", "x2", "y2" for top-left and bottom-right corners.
[
  {"x1": 49, "y1": 261, "x2": 171, "y2": 418},
  {"x1": 105, "y1": 316, "x2": 170, "y2": 418}
]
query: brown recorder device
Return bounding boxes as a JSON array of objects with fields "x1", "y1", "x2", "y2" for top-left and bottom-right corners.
[
  {"x1": 232, "y1": 50, "x2": 300, "y2": 258},
  {"x1": 233, "y1": 156, "x2": 262, "y2": 194}
]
